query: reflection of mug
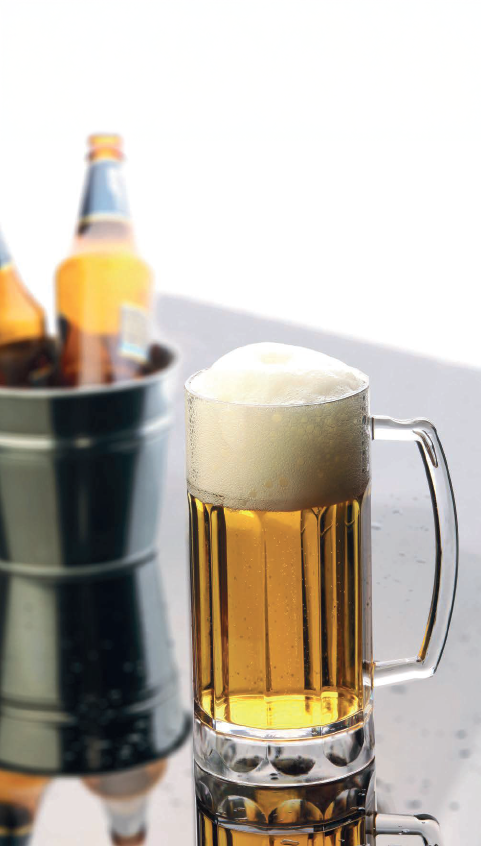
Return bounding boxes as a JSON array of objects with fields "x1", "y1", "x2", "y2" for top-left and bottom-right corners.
[
  {"x1": 195, "y1": 761, "x2": 444, "y2": 846},
  {"x1": 186, "y1": 369, "x2": 458, "y2": 777}
]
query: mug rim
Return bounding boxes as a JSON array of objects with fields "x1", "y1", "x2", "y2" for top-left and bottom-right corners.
[{"x1": 185, "y1": 369, "x2": 369, "y2": 409}]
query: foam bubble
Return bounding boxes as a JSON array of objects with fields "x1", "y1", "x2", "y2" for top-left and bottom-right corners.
[
  {"x1": 190, "y1": 343, "x2": 367, "y2": 405},
  {"x1": 186, "y1": 343, "x2": 370, "y2": 511}
]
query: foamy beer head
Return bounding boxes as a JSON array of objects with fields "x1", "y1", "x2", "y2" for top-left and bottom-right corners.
[{"x1": 186, "y1": 343, "x2": 370, "y2": 510}]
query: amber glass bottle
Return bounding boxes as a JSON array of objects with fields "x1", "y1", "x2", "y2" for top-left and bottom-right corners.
[
  {"x1": 56, "y1": 135, "x2": 153, "y2": 386},
  {"x1": 84, "y1": 759, "x2": 167, "y2": 845},
  {"x1": 0, "y1": 230, "x2": 49, "y2": 387},
  {"x1": 0, "y1": 770, "x2": 50, "y2": 845}
]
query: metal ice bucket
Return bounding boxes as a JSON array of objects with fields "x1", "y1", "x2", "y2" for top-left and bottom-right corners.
[{"x1": 0, "y1": 345, "x2": 189, "y2": 775}]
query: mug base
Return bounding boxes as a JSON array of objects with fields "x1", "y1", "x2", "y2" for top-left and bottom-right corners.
[{"x1": 194, "y1": 706, "x2": 375, "y2": 786}]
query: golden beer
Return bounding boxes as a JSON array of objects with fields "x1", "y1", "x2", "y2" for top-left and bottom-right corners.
[{"x1": 190, "y1": 494, "x2": 369, "y2": 731}]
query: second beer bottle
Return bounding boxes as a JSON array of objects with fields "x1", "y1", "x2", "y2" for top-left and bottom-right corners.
[{"x1": 56, "y1": 134, "x2": 153, "y2": 386}]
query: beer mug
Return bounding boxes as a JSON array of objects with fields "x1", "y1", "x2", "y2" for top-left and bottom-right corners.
[
  {"x1": 195, "y1": 760, "x2": 445, "y2": 845},
  {"x1": 185, "y1": 344, "x2": 458, "y2": 782}
]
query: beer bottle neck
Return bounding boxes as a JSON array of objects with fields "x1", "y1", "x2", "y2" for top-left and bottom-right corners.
[
  {"x1": 75, "y1": 156, "x2": 135, "y2": 250},
  {"x1": 0, "y1": 230, "x2": 13, "y2": 272}
]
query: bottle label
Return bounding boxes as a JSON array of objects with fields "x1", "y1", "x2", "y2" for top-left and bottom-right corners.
[
  {"x1": 119, "y1": 303, "x2": 149, "y2": 362},
  {"x1": 0, "y1": 230, "x2": 12, "y2": 270},
  {"x1": 79, "y1": 159, "x2": 130, "y2": 226}
]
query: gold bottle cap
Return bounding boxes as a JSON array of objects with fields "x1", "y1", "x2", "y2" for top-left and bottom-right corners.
[{"x1": 88, "y1": 133, "x2": 124, "y2": 162}]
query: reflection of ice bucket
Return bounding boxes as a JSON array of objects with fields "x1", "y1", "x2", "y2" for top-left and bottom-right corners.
[{"x1": 0, "y1": 346, "x2": 189, "y2": 775}]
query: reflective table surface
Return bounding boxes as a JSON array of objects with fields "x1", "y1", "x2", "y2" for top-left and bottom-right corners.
[{"x1": 30, "y1": 295, "x2": 477, "y2": 845}]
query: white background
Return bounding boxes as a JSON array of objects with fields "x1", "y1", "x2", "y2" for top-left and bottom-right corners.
[
  {"x1": 0, "y1": 5, "x2": 476, "y2": 845},
  {"x1": 0, "y1": 0, "x2": 480, "y2": 368}
]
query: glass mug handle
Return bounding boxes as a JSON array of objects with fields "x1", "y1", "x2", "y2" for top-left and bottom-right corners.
[
  {"x1": 376, "y1": 813, "x2": 443, "y2": 845},
  {"x1": 371, "y1": 416, "x2": 458, "y2": 687}
]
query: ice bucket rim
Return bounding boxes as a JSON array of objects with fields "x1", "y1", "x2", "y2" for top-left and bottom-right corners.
[{"x1": 0, "y1": 342, "x2": 178, "y2": 401}]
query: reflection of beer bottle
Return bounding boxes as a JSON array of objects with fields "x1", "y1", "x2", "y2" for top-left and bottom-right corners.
[
  {"x1": 0, "y1": 771, "x2": 49, "y2": 845},
  {"x1": 84, "y1": 760, "x2": 166, "y2": 845},
  {"x1": 56, "y1": 134, "x2": 153, "y2": 386},
  {"x1": 0, "y1": 230, "x2": 50, "y2": 387}
]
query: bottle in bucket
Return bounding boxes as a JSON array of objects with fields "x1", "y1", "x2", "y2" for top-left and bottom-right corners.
[
  {"x1": 56, "y1": 134, "x2": 153, "y2": 386},
  {"x1": 0, "y1": 228, "x2": 53, "y2": 387}
]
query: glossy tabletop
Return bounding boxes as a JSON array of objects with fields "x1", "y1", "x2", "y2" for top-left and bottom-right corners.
[{"x1": 32, "y1": 295, "x2": 477, "y2": 846}]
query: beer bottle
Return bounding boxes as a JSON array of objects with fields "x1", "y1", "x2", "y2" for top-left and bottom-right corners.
[
  {"x1": 56, "y1": 134, "x2": 153, "y2": 386},
  {"x1": 83, "y1": 759, "x2": 167, "y2": 845},
  {"x1": 0, "y1": 229, "x2": 49, "y2": 387},
  {"x1": 0, "y1": 771, "x2": 50, "y2": 845}
]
